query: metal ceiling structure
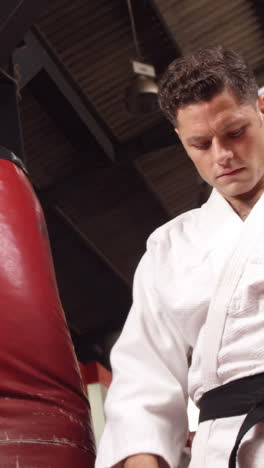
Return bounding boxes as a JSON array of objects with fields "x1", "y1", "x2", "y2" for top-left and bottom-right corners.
[{"x1": 2, "y1": 0, "x2": 264, "y2": 367}]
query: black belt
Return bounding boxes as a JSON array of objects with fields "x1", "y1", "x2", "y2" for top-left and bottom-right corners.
[
  {"x1": 0, "y1": 145, "x2": 28, "y2": 175},
  {"x1": 198, "y1": 372, "x2": 264, "y2": 468}
]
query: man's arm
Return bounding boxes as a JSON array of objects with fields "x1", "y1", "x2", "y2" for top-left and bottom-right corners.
[{"x1": 96, "y1": 236, "x2": 189, "y2": 468}]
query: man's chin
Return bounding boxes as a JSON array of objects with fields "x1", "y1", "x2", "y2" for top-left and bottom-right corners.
[{"x1": 216, "y1": 182, "x2": 254, "y2": 199}]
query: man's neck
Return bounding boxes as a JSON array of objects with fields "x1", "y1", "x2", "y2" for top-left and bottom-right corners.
[
  {"x1": 228, "y1": 198, "x2": 258, "y2": 221},
  {"x1": 223, "y1": 181, "x2": 264, "y2": 221}
]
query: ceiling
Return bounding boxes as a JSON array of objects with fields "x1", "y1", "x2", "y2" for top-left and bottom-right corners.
[{"x1": 4, "y1": 0, "x2": 264, "y2": 367}]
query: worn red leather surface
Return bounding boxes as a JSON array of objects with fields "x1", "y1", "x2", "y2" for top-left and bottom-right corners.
[{"x1": 0, "y1": 159, "x2": 95, "y2": 466}]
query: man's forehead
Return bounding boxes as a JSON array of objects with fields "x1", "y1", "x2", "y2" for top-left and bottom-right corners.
[
  {"x1": 176, "y1": 89, "x2": 257, "y2": 131},
  {"x1": 177, "y1": 106, "x2": 250, "y2": 137},
  {"x1": 220, "y1": 117, "x2": 248, "y2": 131}
]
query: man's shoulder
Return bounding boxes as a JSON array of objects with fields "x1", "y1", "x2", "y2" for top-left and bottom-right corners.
[
  {"x1": 141, "y1": 206, "x2": 208, "y2": 286},
  {"x1": 148, "y1": 205, "x2": 203, "y2": 249},
  {"x1": 147, "y1": 189, "x2": 224, "y2": 253}
]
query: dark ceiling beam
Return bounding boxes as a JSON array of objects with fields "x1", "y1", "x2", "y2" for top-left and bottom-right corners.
[
  {"x1": 37, "y1": 160, "x2": 170, "y2": 288},
  {"x1": 114, "y1": 0, "x2": 182, "y2": 160},
  {"x1": 54, "y1": 205, "x2": 131, "y2": 288},
  {"x1": 134, "y1": 159, "x2": 172, "y2": 219},
  {"x1": 250, "y1": 1, "x2": 264, "y2": 42},
  {"x1": 0, "y1": 0, "x2": 50, "y2": 159},
  {"x1": 0, "y1": 0, "x2": 50, "y2": 67},
  {"x1": 17, "y1": 27, "x2": 116, "y2": 162},
  {"x1": 0, "y1": 73, "x2": 25, "y2": 160},
  {"x1": 13, "y1": 40, "x2": 43, "y2": 88},
  {"x1": 116, "y1": 119, "x2": 179, "y2": 161},
  {"x1": 12, "y1": 1, "x2": 182, "y2": 166},
  {"x1": 125, "y1": 0, "x2": 181, "y2": 74},
  {"x1": 41, "y1": 204, "x2": 131, "y2": 348},
  {"x1": 25, "y1": 69, "x2": 110, "y2": 168},
  {"x1": 149, "y1": 0, "x2": 182, "y2": 63}
]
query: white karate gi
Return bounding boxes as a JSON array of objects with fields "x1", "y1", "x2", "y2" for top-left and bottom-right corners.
[{"x1": 96, "y1": 189, "x2": 264, "y2": 468}]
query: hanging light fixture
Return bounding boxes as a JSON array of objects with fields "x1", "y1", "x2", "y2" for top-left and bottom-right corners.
[{"x1": 125, "y1": 0, "x2": 159, "y2": 115}]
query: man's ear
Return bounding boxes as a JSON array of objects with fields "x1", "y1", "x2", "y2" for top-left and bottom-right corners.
[{"x1": 257, "y1": 94, "x2": 264, "y2": 116}]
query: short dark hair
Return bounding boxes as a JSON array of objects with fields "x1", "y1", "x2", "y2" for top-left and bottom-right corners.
[{"x1": 158, "y1": 46, "x2": 258, "y2": 125}]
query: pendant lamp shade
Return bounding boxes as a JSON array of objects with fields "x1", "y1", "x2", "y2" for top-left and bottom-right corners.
[
  {"x1": 125, "y1": 0, "x2": 159, "y2": 115},
  {"x1": 126, "y1": 74, "x2": 159, "y2": 115}
]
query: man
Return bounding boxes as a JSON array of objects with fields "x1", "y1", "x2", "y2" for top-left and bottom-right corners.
[{"x1": 96, "y1": 46, "x2": 264, "y2": 468}]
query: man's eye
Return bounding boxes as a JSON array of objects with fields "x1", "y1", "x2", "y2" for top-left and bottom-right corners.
[
  {"x1": 193, "y1": 142, "x2": 210, "y2": 150},
  {"x1": 229, "y1": 128, "x2": 244, "y2": 138}
]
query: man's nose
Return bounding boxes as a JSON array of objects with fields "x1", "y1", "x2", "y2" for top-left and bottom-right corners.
[{"x1": 212, "y1": 140, "x2": 233, "y2": 165}]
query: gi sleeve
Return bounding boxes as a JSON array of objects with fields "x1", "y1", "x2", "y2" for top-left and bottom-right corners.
[{"x1": 95, "y1": 235, "x2": 190, "y2": 468}]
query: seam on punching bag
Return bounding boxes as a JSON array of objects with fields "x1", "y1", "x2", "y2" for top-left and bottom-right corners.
[{"x1": 0, "y1": 438, "x2": 95, "y2": 454}]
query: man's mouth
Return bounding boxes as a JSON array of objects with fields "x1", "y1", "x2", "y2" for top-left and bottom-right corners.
[{"x1": 217, "y1": 168, "x2": 245, "y2": 178}]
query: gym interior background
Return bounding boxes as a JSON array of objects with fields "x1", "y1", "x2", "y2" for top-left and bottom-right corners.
[{"x1": 2, "y1": 0, "x2": 264, "y2": 370}]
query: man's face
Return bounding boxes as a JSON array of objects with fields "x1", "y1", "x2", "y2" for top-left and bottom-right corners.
[{"x1": 176, "y1": 89, "x2": 264, "y2": 200}]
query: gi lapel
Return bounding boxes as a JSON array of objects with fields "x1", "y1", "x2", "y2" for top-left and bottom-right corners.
[{"x1": 202, "y1": 193, "x2": 264, "y2": 391}]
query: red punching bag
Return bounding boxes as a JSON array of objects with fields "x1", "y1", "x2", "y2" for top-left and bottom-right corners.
[{"x1": 0, "y1": 153, "x2": 95, "y2": 467}]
